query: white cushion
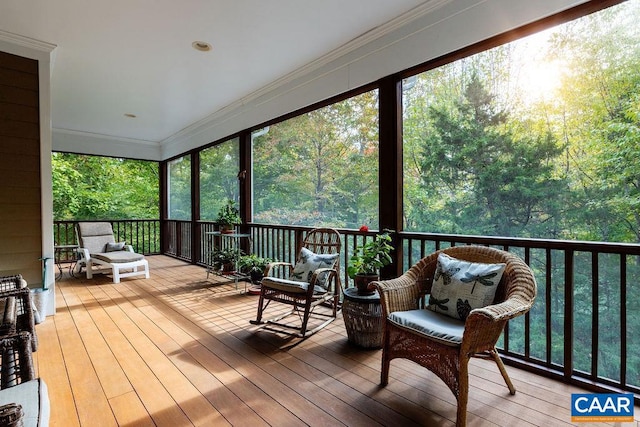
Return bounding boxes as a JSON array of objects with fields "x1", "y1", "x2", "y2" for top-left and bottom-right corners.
[
  {"x1": 0, "y1": 378, "x2": 50, "y2": 427},
  {"x1": 427, "y1": 253, "x2": 505, "y2": 320},
  {"x1": 388, "y1": 309, "x2": 465, "y2": 346},
  {"x1": 290, "y1": 247, "x2": 338, "y2": 290},
  {"x1": 261, "y1": 277, "x2": 327, "y2": 294},
  {"x1": 78, "y1": 222, "x2": 116, "y2": 254},
  {"x1": 93, "y1": 251, "x2": 144, "y2": 263},
  {"x1": 81, "y1": 235, "x2": 115, "y2": 255}
]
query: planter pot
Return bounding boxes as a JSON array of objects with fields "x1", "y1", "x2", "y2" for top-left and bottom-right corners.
[
  {"x1": 31, "y1": 288, "x2": 51, "y2": 324},
  {"x1": 249, "y1": 270, "x2": 264, "y2": 284},
  {"x1": 354, "y1": 274, "x2": 379, "y2": 296},
  {"x1": 220, "y1": 225, "x2": 235, "y2": 234},
  {"x1": 222, "y1": 262, "x2": 236, "y2": 273}
]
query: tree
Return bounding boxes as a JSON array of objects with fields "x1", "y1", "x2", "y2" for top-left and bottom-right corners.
[
  {"x1": 52, "y1": 153, "x2": 159, "y2": 220},
  {"x1": 168, "y1": 155, "x2": 191, "y2": 220},
  {"x1": 412, "y1": 73, "x2": 565, "y2": 237},
  {"x1": 548, "y1": 1, "x2": 640, "y2": 243},
  {"x1": 199, "y1": 139, "x2": 240, "y2": 220},
  {"x1": 252, "y1": 90, "x2": 379, "y2": 228}
]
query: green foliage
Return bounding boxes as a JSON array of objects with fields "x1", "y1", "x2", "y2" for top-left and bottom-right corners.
[
  {"x1": 406, "y1": 73, "x2": 565, "y2": 237},
  {"x1": 402, "y1": 0, "x2": 640, "y2": 245},
  {"x1": 347, "y1": 231, "x2": 393, "y2": 278},
  {"x1": 238, "y1": 254, "x2": 272, "y2": 274},
  {"x1": 200, "y1": 139, "x2": 240, "y2": 220},
  {"x1": 252, "y1": 90, "x2": 379, "y2": 228},
  {"x1": 216, "y1": 199, "x2": 240, "y2": 226},
  {"x1": 168, "y1": 155, "x2": 191, "y2": 220},
  {"x1": 52, "y1": 153, "x2": 159, "y2": 220},
  {"x1": 211, "y1": 247, "x2": 243, "y2": 270}
]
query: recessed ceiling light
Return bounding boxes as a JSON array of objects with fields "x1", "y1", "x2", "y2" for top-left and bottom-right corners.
[
  {"x1": 192, "y1": 41, "x2": 212, "y2": 52},
  {"x1": 124, "y1": 113, "x2": 137, "y2": 118}
]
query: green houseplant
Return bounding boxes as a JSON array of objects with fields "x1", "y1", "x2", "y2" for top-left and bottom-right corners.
[
  {"x1": 216, "y1": 199, "x2": 241, "y2": 233},
  {"x1": 347, "y1": 230, "x2": 393, "y2": 295},
  {"x1": 238, "y1": 254, "x2": 272, "y2": 283},
  {"x1": 212, "y1": 247, "x2": 243, "y2": 273}
]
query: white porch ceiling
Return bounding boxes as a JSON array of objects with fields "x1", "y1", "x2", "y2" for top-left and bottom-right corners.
[{"x1": 1, "y1": 1, "x2": 429, "y2": 145}]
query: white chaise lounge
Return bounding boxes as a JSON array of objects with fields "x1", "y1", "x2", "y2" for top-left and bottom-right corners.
[{"x1": 75, "y1": 222, "x2": 149, "y2": 284}]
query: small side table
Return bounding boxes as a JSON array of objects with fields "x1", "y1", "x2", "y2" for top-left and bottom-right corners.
[
  {"x1": 342, "y1": 287, "x2": 383, "y2": 349},
  {"x1": 204, "y1": 232, "x2": 252, "y2": 292},
  {"x1": 54, "y1": 244, "x2": 79, "y2": 280}
]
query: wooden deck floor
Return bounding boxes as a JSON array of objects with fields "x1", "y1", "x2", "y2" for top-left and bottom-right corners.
[{"x1": 34, "y1": 255, "x2": 639, "y2": 426}]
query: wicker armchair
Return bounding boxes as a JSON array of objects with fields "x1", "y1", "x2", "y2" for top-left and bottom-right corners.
[
  {"x1": 251, "y1": 228, "x2": 342, "y2": 337},
  {"x1": 0, "y1": 276, "x2": 37, "y2": 352},
  {"x1": 374, "y1": 246, "x2": 537, "y2": 427}
]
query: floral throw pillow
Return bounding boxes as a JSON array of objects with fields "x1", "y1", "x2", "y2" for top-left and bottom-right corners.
[
  {"x1": 291, "y1": 247, "x2": 339, "y2": 290},
  {"x1": 427, "y1": 252, "x2": 506, "y2": 321}
]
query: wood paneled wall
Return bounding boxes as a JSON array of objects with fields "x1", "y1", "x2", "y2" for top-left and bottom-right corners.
[{"x1": 0, "y1": 51, "x2": 42, "y2": 285}]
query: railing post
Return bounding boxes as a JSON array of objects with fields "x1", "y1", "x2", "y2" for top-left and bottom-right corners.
[
  {"x1": 191, "y1": 151, "x2": 200, "y2": 265},
  {"x1": 564, "y1": 249, "x2": 574, "y2": 380},
  {"x1": 176, "y1": 222, "x2": 183, "y2": 259},
  {"x1": 295, "y1": 229, "x2": 304, "y2": 258},
  {"x1": 620, "y1": 254, "x2": 627, "y2": 387}
]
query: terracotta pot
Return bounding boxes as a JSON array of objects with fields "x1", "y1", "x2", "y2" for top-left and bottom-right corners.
[
  {"x1": 354, "y1": 274, "x2": 379, "y2": 295},
  {"x1": 220, "y1": 225, "x2": 234, "y2": 234},
  {"x1": 222, "y1": 262, "x2": 235, "y2": 273}
]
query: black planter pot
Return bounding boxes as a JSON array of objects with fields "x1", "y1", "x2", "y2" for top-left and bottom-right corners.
[
  {"x1": 354, "y1": 274, "x2": 379, "y2": 295},
  {"x1": 250, "y1": 270, "x2": 264, "y2": 283}
]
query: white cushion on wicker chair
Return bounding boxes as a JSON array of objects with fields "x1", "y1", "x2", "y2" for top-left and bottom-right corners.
[{"x1": 388, "y1": 308, "x2": 465, "y2": 346}]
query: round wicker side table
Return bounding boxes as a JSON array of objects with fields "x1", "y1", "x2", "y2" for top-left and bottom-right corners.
[{"x1": 342, "y1": 287, "x2": 383, "y2": 349}]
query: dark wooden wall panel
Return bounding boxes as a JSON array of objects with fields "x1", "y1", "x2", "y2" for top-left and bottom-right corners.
[
  {"x1": 0, "y1": 51, "x2": 42, "y2": 285},
  {"x1": 0, "y1": 135, "x2": 40, "y2": 155},
  {"x1": 0, "y1": 103, "x2": 39, "y2": 123}
]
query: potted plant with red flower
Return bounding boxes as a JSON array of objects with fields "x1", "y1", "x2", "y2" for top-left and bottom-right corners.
[{"x1": 347, "y1": 229, "x2": 393, "y2": 295}]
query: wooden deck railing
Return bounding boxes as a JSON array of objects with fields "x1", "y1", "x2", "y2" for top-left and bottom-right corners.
[
  {"x1": 71, "y1": 219, "x2": 640, "y2": 401},
  {"x1": 53, "y1": 220, "x2": 161, "y2": 259},
  {"x1": 398, "y1": 232, "x2": 640, "y2": 401}
]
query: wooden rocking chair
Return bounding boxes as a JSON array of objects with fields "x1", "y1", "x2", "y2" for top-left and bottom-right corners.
[{"x1": 250, "y1": 228, "x2": 342, "y2": 338}]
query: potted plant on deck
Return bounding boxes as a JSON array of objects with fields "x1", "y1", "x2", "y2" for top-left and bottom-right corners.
[
  {"x1": 238, "y1": 254, "x2": 273, "y2": 283},
  {"x1": 347, "y1": 229, "x2": 394, "y2": 295},
  {"x1": 216, "y1": 199, "x2": 241, "y2": 234},
  {"x1": 212, "y1": 247, "x2": 243, "y2": 273}
]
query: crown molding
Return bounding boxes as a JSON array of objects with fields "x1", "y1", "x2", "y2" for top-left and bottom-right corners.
[
  {"x1": 53, "y1": 128, "x2": 160, "y2": 147},
  {"x1": 53, "y1": 128, "x2": 162, "y2": 161},
  {"x1": 0, "y1": 29, "x2": 57, "y2": 59}
]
